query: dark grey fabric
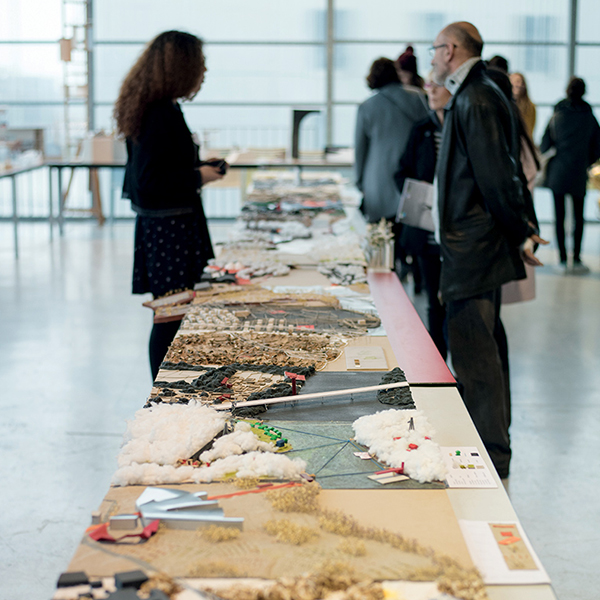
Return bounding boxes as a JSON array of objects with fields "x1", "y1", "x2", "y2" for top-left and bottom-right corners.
[
  {"x1": 394, "y1": 115, "x2": 440, "y2": 254},
  {"x1": 540, "y1": 99, "x2": 600, "y2": 198},
  {"x1": 552, "y1": 192, "x2": 585, "y2": 263},
  {"x1": 123, "y1": 99, "x2": 202, "y2": 213},
  {"x1": 436, "y1": 61, "x2": 533, "y2": 303},
  {"x1": 149, "y1": 319, "x2": 181, "y2": 381},
  {"x1": 447, "y1": 288, "x2": 511, "y2": 478},
  {"x1": 132, "y1": 209, "x2": 214, "y2": 297},
  {"x1": 354, "y1": 83, "x2": 428, "y2": 222},
  {"x1": 394, "y1": 114, "x2": 446, "y2": 359}
]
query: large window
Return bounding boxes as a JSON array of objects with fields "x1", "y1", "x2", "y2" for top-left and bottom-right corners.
[{"x1": 1, "y1": 0, "x2": 598, "y2": 154}]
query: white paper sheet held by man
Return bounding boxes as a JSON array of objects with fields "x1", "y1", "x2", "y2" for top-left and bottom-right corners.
[{"x1": 396, "y1": 178, "x2": 435, "y2": 232}]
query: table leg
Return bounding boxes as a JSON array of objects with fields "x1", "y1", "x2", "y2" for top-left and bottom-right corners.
[
  {"x1": 109, "y1": 168, "x2": 115, "y2": 225},
  {"x1": 58, "y1": 167, "x2": 64, "y2": 236},
  {"x1": 48, "y1": 166, "x2": 54, "y2": 241},
  {"x1": 11, "y1": 174, "x2": 18, "y2": 259},
  {"x1": 240, "y1": 168, "x2": 247, "y2": 206},
  {"x1": 90, "y1": 168, "x2": 105, "y2": 226}
]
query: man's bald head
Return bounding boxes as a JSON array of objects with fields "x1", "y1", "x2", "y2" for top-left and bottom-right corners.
[{"x1": 441, "y1": 22, "x2": 483, "y2": 58}]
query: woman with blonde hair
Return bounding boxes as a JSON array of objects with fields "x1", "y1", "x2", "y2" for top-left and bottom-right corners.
[
  {"x1": 115, "y1": 30, "x2": 225, "y2": 379},
  {"x1": 510, "y1": 72, "x2": 536, "y2": 138}
]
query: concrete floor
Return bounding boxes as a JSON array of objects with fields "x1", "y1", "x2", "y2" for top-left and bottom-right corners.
[{"x1": 1, "y1": 221, "x2": 599, "y2": 599}]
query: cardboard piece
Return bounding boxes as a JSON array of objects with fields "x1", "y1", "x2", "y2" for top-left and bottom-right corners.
[
  {"x1": 344, "y1": 346, "x2": 388, "y2": 370},
  {"x1": 459, "y1": 520, "x2": 551, "y2": 585},
  {"x1": 324, "y1": 337, "x2": 398, "y2": 372}
]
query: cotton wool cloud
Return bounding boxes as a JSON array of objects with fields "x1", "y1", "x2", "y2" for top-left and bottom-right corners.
[
  {"x1": 112, "y1": 451, "x2": 306, "y2": 486},
  {"x1": 111, "y1": 404, "x2": 307, "y2": 486},
  {"x1": 117, "y1": 402, "x2": 227, "y2": 468},
  {"x1": 352, "y1": 409, "x2": 447, "y2": 483},
  {"x1": 200, "y1": 421, "x2": 276, "y2": 463}
]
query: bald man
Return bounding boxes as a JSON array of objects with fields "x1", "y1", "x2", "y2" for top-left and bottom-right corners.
[{"x1": 430, "y1": 22, "x2": 542, "y2": 479}]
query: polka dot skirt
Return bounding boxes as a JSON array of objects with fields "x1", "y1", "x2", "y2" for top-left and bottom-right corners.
[{"x1": 132, "y1": 211, "x2": 214, "y2": 297}]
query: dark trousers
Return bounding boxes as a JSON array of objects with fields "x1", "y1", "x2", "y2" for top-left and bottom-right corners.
[
  {"x1": 447, "y1": 288, "x2": 511, "y2": 478},
  {"x1": 149, "y1": 319, "x2": 181, "y2": 380},
  {"x1": 553, "y1": 193, "x2": 585, "y2": 262},
  {"x1": 417, "y1": 249, "x2": 447, "y2": 360},
  {"x1": 392, "y1": 221, "x2": 422, "y2": 289}
]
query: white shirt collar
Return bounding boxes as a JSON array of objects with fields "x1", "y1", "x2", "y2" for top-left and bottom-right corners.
[{"x1": 444, "y1": 57, "x2": 481, "y2": 95}]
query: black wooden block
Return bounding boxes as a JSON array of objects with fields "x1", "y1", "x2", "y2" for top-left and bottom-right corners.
[
  {"x1": 114, "y1": 569, "x2": 149, "y2": 589},
  {"x1": 106, "y1": 589, "x2": 140, "y2": 600},
  {"x1": 56, "y1": 571, "x2": 89, "y2": 587}
]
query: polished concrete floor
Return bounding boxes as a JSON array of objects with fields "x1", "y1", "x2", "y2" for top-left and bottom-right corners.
[{"x1": 1, "y1": 221, "x2": 599, "y2": 599}]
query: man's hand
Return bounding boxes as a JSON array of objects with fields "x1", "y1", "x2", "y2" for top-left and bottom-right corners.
[
  {"x1": 521, "y1": 234, "x2": 549, "y2": 266},
  {"x1": 199, "y1": 165, "x2": 224, "y2": 184}
]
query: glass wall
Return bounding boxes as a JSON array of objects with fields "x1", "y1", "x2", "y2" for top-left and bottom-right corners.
[
  {"x1": 1, "y1": 0, "x2": 599, "y2": 154},
  {"x1": 92, "y1": 0, "x2": 328, "y2": 156}
]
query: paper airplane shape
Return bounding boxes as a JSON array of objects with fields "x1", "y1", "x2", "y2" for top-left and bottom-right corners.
[{"x1": 135, "y1": 487, "x2": 244, "y2": 530}]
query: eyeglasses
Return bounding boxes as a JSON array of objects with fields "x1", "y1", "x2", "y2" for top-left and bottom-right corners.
[{"x1": 429, "y1": 43, "x2": 456, "y2": 57}]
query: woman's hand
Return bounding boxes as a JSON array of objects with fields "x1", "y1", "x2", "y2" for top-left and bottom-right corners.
[{"x1": 199, "y1": 165, "x2": 225, "y2": 184}]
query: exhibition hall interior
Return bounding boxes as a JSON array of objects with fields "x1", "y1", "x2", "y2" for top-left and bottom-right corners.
[{"x1": 1, "y1": 1, "x2": 599, "y2": 600}]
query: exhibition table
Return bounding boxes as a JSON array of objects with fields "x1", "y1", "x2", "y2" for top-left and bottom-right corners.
[
  {"x1": 367, "y1": 271, "x2": 455, "y2": 385},
  {"x1": 58, "y1": 266, "x2": 556, "y2": 600},
  {"x1": 3, "y1": 159, "x2": 352, "y2": 258}
]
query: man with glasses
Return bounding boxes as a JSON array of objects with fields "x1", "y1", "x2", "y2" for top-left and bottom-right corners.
[{"x1": 429, "y1": 22, "x2": 544, "y2": 480}]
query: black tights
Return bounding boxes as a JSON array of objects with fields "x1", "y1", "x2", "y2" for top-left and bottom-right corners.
[
  {"x1": 149, "y1": 320, "x2": 181, "y2": 380},
  {"x1": 553, "y1": 193, "x2": 585, "y2": 263}
]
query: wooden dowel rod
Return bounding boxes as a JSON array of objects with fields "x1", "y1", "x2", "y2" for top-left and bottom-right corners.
[{"x1": 213, "y1": 380, "x2": 409, "y2": 411}]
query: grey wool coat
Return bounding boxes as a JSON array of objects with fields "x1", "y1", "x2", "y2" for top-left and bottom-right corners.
[{"x1": 355, "y1": 82, "x2": 428, "y2": 222}]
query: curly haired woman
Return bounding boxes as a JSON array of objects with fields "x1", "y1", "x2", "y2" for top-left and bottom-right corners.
[{"x1": 115, "y1": 30, "x2": 224, "y2": 379}]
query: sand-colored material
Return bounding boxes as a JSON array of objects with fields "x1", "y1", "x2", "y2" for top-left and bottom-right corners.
[{"x1": 68, "y1": 482, "x2": 472, "y2": 581}]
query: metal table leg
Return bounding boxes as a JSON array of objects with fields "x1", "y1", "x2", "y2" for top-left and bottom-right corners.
[
  {"x1": 58, "y1": 166, "x2": 64, "y2": 236},
  {"x1": 11, "y1": 174, "x2": 18, "y2": 259},
  {"x1": 48, "y1": 166, "x2": 54, "y2": 241}
]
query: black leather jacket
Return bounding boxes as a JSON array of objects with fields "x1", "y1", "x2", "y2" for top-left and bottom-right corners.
[{"x1": 436, "y1": 61, "x2": 534, "y2": 302}]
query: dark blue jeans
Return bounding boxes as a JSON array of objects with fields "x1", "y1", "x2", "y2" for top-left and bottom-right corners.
[
  {"x1": 552, "y1": 193, "x2": 585, "y2": 263},
  {"x1": 417, "y1": 246, "x2": 447, "y2": 361},
  {"x1": 447, "y1": 288, "x2": 511, "y2": 478}
]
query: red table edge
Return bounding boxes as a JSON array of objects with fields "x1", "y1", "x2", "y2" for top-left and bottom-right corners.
[{"x1": 367, "y1": 271, "x2": 455, "y2": 385}]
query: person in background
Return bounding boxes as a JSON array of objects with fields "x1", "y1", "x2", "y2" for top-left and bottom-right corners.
[
  {"x1": 430, "y1": 22, "x2": 545, "y2": 479},
  {"x1": 487, "y1": 66, "x2": 545, "y2": 306},
  {"x1": 487, "y1": 54, "x2": 509, "y2": 73},
  {"x1": 540, "y1": 76, "x2": 600, "y2": 274},
  {"x1": 394, "y1": 75, "x2": 451, "y2": 359},
  {"x1": 392, "y1": 47, "x2": 426, "y2": 285},
  {"x1": 488, "y1": 68, "x2": 540, "y2": 203},
  {"x1": 395, "y1": 46, "x2": 425, "y2": 89},
  {"x1": 354, "y1": 57, "x2": 428, "y2": 280},
  {"x1": 114, "y1": 30, "x2": 225, "y2": 379},
  {"x1": 510, "y1": 72, "x2": 536, "y2": 139}
]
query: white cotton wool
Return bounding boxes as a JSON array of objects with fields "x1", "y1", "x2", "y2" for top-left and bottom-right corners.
[
  {"x1": 117, "y1": 401, "x2": 227, "y2": 468},
  {"x1": 112, "y1": 462, "x2": 196, "y2": 486},
  {"x1": 111, "y1": 451, "x2": 306, "y2": 486},
  {"x1": 352, "y1": 409, "x2": 447, "y2": 483},
  {"x1": 191, "y1": 452, "x2": 307, "y2": 483},
  {"x1": 200, "y1": 427, "x2": 276, "y2": 463}
]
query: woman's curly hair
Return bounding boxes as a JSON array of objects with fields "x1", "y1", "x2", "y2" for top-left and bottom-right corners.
[{"x1": 114, "y1": 30, "x2": 204, "y2": 139}]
